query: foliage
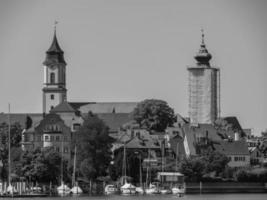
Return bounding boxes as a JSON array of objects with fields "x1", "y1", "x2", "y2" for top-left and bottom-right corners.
[
  {"x1": 236, "y1": 168, "x2": 267, "y2": 182},
  {"x1": 179, "y1": 156, "x2": 206, "y2": 182},
  {"x1": 132, "y1": 99, "x2": 176, "y2": 132},
  {"x1": 74, "y1": 112, "x2": 113, "y2": 181},
  {"x1": 14, "y1": 147, "x2": 68, "y2": 183},
  {"x1": 0, "y1": 122, "x2": 23, "y2": 180},
  {"x1": 179, "y1": 150, "x2": 229, "y2": 182},
  {"x1": 203, "y1": 150, "x2": 229, "y2": 176}
]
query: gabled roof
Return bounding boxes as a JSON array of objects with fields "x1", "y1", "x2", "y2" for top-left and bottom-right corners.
[
  {"x1": 82, "y1": 112, "x2": 133, "y2": 133},
  {"x1": 50, "y1": 101, "x2": 76, "y2": 113},
  {"x1": 0, "y1": 113, "x2": 43, "y2": 130},
  {"x1": 223, "y1": 116, "x2": 243, "y2": 133},
  {"x1": 73, "y1": 102, "x2": 138, "y2": 114},
  {"x1": 125, "y1": 136, "x2": 161, "y2": 149},
  {"x1": 213, "y1": 140, "x2": 249, "y2": 155}
]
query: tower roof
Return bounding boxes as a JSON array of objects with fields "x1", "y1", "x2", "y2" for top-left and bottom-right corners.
[
  {"x1": 43, "y1": 27, "x2": 66, "y2": 66},
  {"x1": 46, "y1": 30, "x2": 64, "y2": 53},
  {"x1": 194, "y1": 29, "x2": 212, "y2": 66}
]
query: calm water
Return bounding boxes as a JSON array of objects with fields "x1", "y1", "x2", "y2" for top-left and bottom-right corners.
[{"x1": 1, "y1": 194, "x2": 267, "y2": 200}]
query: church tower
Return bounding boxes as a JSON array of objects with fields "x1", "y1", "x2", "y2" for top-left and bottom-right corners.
[
  {"x1": 42, "y1": 27, "x2": 67, "y2": 113},
  {"x1": 188, "y1": 31, "x2": 220, "y2": 124}
]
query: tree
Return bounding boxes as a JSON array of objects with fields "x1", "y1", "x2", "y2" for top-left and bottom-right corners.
[
  {"x1": 74, "y1": 112, "x2": 113, "y2": 181},
  {"x1": 16, "y1": 147, "x2": 66, "y2": 183},
  {"x1": 179, "y1": 156, "x2": 206, "y2": 182},
  {"x1": 132, "y1": 99, "x2": 176, "y2": 132},
  {"x1": 0, "y1": 122, "x2": 23, "y2": 180},
  {"x1": 204, "y1": 150, "x2": 229, "y2": 176}
]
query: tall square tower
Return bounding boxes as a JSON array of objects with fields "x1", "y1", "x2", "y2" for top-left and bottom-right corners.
[{"x1": 188, "y1": 32, "x2": 220, "y2": 124}]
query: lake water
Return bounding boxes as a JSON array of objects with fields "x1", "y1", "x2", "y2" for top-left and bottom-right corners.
[{"x1": 1, "y1": 194, "x2": 267, "y2": 200}]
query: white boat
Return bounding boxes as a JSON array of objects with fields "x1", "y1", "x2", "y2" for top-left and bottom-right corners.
[
  {"x1": 6, "y1": 184, "x2": 17, "y2": 195},
  {"x1": 120, "y1": 182, "x2": 136, "y2": 195},
  {"x1": 160, "y1": 188, "x2": 171, "y2": 194},
  {"x1": 145, "y1": 183, "x2": 160, "y2": 194},
  {"x1": 70, "y1": 146, "x2": 83, "y2": 195},
  {"x1": 70, "y1": 185, "x2": 82, "y2": 194},
  {"x1": 136, "y1": 186, "x2": 144, "y2": 194},
  {"x1": 57, "y1": 182, "x2": 71, "y2": 195},
  {"x1": 172, "y1": 185, "x2": 185, "y2": 196},
  {"x1": 104, "y1": 184, "x2": 118, "y2": 195}
]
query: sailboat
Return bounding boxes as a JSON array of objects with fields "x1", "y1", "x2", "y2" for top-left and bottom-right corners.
[
  {"x1": 6, "y1": 104, "x2": 17, "y2": 196},
  {"x1": 145, "y1": 149, "x2": 159, "y2": 195},
  {"x1": 57, "y1": 136, "x2": 70, "y2": 195},
  {"x1": 171, "y1": 142, "x2": 185, "y2": 196},
  {"x1": 120, "y1": 143, "x2": 136, "y2": 195},
  {"x1": 70, "y1": 145, "x2": 82, "y2": 195}
]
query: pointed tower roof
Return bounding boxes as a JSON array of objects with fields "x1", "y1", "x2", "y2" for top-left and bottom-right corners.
[
  {"x1": 43, "y1": 23, "x2": 66, "y2": 66},
  {"x1": 194, "y1": 29, "x2": 212, "y2": 66},
  {"x1": 46, "y1": 30, "x2": 64, "y2": 53}
]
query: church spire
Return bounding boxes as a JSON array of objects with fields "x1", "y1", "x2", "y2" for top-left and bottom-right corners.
[
  {"x1": 43, "y1": 22, "x2": 66, "y2": 66},
  {"x1": 194, "y1": 29, "x2": 212, "y2": 66}
]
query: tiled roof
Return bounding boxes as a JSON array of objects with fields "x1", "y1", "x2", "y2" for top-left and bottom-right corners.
[
  {"x1": 0, "y1": 113, "x2": 43, "y2": 130},
  {"x1": 223, "y1": 116, "x2": 244, "y2": 133},
  {"x1": 82, "y1": 113, "x2": 133, "y2": 132},
  {"x1": 213, "y1": 140, "x2": 249, "y2": 155},
  {"x1": 125, "y1": 136, "x2": 161, "y2": 149},
  {"x1": 75, "y1": 102, "x2": 138, "y2": 114},
  {"x1": 50, "y1": 101, "x2": 76, "y2": 113}
]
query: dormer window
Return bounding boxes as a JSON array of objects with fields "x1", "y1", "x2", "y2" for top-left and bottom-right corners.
[{"x1": 73, "y1": 123, "x2": 81, "y2": 131}]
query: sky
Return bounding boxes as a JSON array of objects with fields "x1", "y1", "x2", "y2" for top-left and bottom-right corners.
[{"x1": 0, "y1": 0, "x2": 266, "y2": 135}]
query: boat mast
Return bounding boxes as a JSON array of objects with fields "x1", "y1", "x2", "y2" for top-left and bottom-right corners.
[
  {"x1": 122, "y1": 142, "x2": 126, "y2": 183},
  {"x1": 61, "y1": 135, "x2": 64, "y2": 185},
  {"x1": 8, "y1": 103, "x2": 11, "y2": 186},
  {"x1": 72, "y1": 145, "x2": 77, "y2": 187},
  {"x1": 175, "y1": 142, "x2": 179, "y2": 172}
]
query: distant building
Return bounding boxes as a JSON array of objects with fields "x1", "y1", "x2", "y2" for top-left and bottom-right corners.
[
  {"x1": 213, "y1": 140, "x2": 250, "y2": 168},
  {"x1": 187, "y1": 31, "x2": 220, "y2": 124}
]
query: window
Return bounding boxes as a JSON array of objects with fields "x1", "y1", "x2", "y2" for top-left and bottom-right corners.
[
  {"x1": 50, "y1": 136, "x2": 54, "y2": 142},
  {"x1": 73, "y1": 123, "x2": 81, "y2": 131},
  {"x1": 56, "y1": 136, "x2": 60, "y2": 141},
  {"x1": 50, "y1": 106, "x2": 54, "y2": 110},
  {"x1": 64, "y1": 147, "x2": 68, "y2": 153},
  {"x1": 50, "y1": 73, "x2": 55, "y2": 84},
  {"x1": 51, "y1": 94, "x2": 54, "y2": 100},
  {"x1": 56, "y1": 147, "x2": 60, "y2": 152},
  {"x1": 45, "y1": 135, "x2": 49, "y2": 141}
]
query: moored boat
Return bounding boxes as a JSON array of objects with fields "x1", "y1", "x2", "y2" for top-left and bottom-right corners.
[
  {"x1": 104, "y1": 184, "x2": 118, "y2": 195},
  {"x1": 57, "y1": 182, "x2": 71, "y2": 195},
  {"x1": 120, "y1": 182, "x2": 136, "y2": 195}
]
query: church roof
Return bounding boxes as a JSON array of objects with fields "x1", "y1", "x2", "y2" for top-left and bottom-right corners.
[
  {"x1": 71, "y1": 102, "x2": 138, "y2": 114},
  {"x1": 82, "y1": 112, "x2": 133, "y2": 133},
  {"x1": 50, "y1": 101, "x2": 76, "y2": 113}
]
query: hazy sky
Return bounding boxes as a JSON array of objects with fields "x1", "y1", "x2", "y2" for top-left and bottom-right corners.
[{"x1": 0, "y1": 0, "x2": 266, "y2": 134}]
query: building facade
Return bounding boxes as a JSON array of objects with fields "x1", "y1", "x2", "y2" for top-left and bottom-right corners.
[{"x1": 188, "y1": 32, "x2": 220, "y2": 124}]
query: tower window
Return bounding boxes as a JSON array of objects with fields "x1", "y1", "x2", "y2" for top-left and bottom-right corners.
[
  {"x1": 50, "y1": 73, "x2": 55, "y2": 84},
  {"x1": 50, "y1": 106, "x2": 54, "y2": 110},
  {"x1": 51, "y1": 94, "x2": 54, "y2": 100}
]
